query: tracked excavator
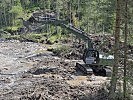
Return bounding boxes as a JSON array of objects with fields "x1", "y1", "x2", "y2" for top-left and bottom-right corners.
[{"x1": 24, "y1": 12, "x2": 113, "y2": 77}]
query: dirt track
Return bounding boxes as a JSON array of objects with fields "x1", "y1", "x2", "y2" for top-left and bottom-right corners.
[{"x1": 0, "y1": 40, "x2": 109, "y2": 100}]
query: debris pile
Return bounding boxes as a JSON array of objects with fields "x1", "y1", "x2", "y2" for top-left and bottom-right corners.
[{"x1": 0, "y1": 71, "x2": 109, "y2": 100}]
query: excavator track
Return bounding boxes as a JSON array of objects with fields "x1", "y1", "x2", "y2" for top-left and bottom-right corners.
[
  {"x1": 76, "y1": 63, "x2": 112, "y2": 77},
  {"x1": 76, "y1": 63, "x2": 93, "y2": 75}
]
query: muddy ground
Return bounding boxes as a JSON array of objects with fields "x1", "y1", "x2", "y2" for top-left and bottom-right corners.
[{"x1": 0, "y1": 40, "x2": 111, "y2": 100}]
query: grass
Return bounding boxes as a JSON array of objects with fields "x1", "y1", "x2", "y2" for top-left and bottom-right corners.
[
  {"x1": 20, "y1": 33, "x2": 47, "y2": 43},
  {"x1": 0, "y1": 26, "x2": 69, "y2": 45},
  {"x1": 47, "y1": 33, "x2": 61, "y2": 44},
  {"x1": 52, "y1": 45, "x2": 71, "y2": 56},
  {"x1": 1, "y1": 33, "x2": 47, "y2": 43},
  {"x1": 5, "y1": 35, "x2": 21, "y2": 40}
]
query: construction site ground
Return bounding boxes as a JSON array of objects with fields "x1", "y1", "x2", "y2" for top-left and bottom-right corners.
[{"x1": 0, "y1": 40, "x2": 113, "y2": 100}]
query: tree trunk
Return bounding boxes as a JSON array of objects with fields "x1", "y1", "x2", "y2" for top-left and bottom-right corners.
[
  {"x1": 56, "y1": 0, "x2": 60, "y2": 34},
  {"x1": 108, "y1": 0, "x2": 121, "y2": 100},
  {"x1": 3, "y1": 5, "x2": 7, "y2": 26},
  {"x1": 11, "y1": 0, "x2": 15, "y2": 26},
  {"x1": 46, "y1": 0, "x2": 50, "y2": 33},
  {"x1": 0, "y1": 10, "x2": 2, "y2": 28},
  {"x1": 123, "y1": 0, "x2": 128, "y2": 99}
]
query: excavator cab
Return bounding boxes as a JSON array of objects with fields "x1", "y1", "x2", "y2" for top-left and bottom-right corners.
[{"x1": 83, "y1": 49, "x2": 100, "y2": 64}]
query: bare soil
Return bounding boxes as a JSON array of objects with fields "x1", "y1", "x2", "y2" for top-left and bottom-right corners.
[{"x1": 0, "y1": 40, "x2": 110, "y2": 100}]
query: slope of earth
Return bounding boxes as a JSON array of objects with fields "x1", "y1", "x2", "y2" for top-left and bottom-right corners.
[{"x1": 0, "y1": 40, "x2": 109, "y2": 100}]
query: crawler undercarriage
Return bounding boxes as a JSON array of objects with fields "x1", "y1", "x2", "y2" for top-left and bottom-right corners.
[{"x1": 76, "y1": 62, "x2": 112, "y2": 77}]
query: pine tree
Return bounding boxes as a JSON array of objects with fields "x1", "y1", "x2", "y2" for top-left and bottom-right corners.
[{"x1": 108, "y1": 0, "x2": 121, "y2": 99}]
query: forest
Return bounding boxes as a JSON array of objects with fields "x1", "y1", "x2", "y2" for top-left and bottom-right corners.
[{"x1": 0, "y1": 0, "x2": 133, "y2": 100}]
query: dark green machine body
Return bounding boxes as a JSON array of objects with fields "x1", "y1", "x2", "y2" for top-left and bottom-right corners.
[{"x1": 25, "y1": 13, "x2": 112, "y2": 76}]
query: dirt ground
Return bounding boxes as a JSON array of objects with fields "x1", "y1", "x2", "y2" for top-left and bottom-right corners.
[{"x1": 0, "y1": 40, "x2": 110, "y2": 100}]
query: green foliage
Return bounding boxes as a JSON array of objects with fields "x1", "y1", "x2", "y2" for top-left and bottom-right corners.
[
  {"x1": 1, "y1": 33, "x2": 47, "y2": 43},
  {"x1": 6, "y1": 26, "x2": 19, "y2": 31},
  {"x1": 5, "y1": 35, "x2": 21, "y2": 40},
  {"x1": 47, "y1": 33, "x2": 60, "y2": 44},
  {"x1": 0, "y1": 0, "x2": 116, "y2": 34},
  {"x1": 128, "y1": 34, "x2": 133, "y2": 45},
  {"x1": 20, "y1": 0, "x2": 30, "y2": 8},
  {"x1": 20, "y1": 33, "x2": 46, "y2": 43},
  {"x1": 52, "y1": 45, "x2": 71, "y2": 56},
  {"x1": 4, "y1": 26, "x2": 19, "y2": 35},
  {"x1": 0, "y1": 32, "x2": 11, "y2": 38},
  {"x1": 9, "y1": 2, "x2": 24, "y2": 26},
  {"x1": 9, "y1": 5, "x2": 23, "y2": 17}
]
